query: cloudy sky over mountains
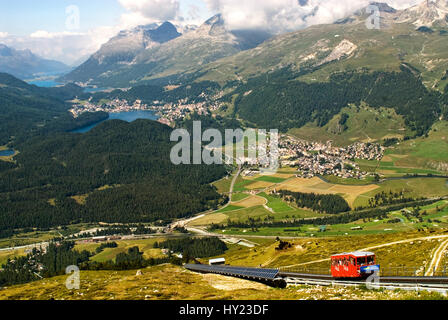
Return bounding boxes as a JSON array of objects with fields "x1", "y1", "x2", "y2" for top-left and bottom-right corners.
[{"x1": 0, "y1": 0, "x2": 423, "y2": 64}]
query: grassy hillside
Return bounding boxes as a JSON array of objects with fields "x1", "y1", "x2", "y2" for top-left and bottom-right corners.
[
  {"x1": 289, "y1": 105, "x2": 411, "y2": 146},
  {"x1": 385, "y1": 121, "x2": 448, "y2": 173},
  {"x1": 1, "y1": 264, "x2": 444, "y2": 300},
  {"x1": 197, "y1": 21, "x2": 448, "y2": 91}
]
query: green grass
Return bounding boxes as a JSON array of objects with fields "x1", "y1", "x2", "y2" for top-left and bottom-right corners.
[
  {"x1": 289, "y1": 105, "x2": 411, "y2": 147},
  {"x1": 258, "y1": 192, "x2": 294, "y2": 213},
  {"x1": 212, "y1": 177, "x2": 233, "y2": 194},
  {"x1": 254, "y1": 176, "x2": 287, "y2": 184},
  {"x1": 323, "y1": 175, "x2": 376, "y2": 185},
  {"x1": 384, "y1": 121, "x2": 448, "y2": 174},
  {"x1": 1, "y1": 263, "x2": 443, "y2": 300},
  {"x1": 231, "y1": 193, "x2": 250, "y2": 202},
  {"x1": 216, "y1": 205, "x2": 244, "y2": 213},
  {"x1": 219, "y1": 200, "x2": 448, "y2": 238},
  {"x1": 233, "y1": 179, "x2": 256, "y2": 192},
  {"x1": 353, "y1": 178, "x2": 448, "y2": 208}
]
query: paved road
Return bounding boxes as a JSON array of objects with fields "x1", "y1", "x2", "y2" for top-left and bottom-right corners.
[
  {"x1": 226, "y1": 164, "x2": 242, "y2": 206},
  {"x1": 0, "y1": 242, "x2": 49, "y2": 253}
]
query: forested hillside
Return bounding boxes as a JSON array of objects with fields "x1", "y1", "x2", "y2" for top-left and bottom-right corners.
[
  {"x1": 0, "y1": 73, "x2": 87, "y2": 145},
  {"x1": 232, "y1": 67, "x2": 441, "y2": 136},
  {"x1": 0, "y1": 120, "x2": 228, "y2": 232}
]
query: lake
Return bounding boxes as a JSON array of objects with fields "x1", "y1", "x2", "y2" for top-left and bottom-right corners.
[
  {"x1": 26, "y1": 77, "x2": 108, "y2": 93},
  {"x1": 71, "y1": 111, "x2": 159, "y2": 133},
  {"x1": 28, "y1": 79, "x2": 60, "y2": 87},
  {"x1": 0, "y1": 149, "x2": 15, "y2": 157}
]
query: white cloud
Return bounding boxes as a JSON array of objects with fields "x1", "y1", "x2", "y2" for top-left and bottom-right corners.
[
  {"x1": 1, "y1": 26, "x2": 117, "y2": 65},
  {"x1": 0, "y1": 0, "x2": 425, "y2": 65},
  {"x1": 30, "y1": 30, "x2": 84, "y2": 39},
  {"x1": 118, "y1": 0, "x2": 180, "y2": 22},
  {"x1": 204, "y1": 0, "x2": 423, "y2": 32}
]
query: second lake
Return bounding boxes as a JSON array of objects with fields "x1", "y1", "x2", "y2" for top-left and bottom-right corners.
[{"x1": 71, "y1": 111, "x2": 159, "y2": 133}]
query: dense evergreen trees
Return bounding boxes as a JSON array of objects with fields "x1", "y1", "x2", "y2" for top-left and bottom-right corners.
[
  {"x1": 0, "y1": 120, "x2": 228, "y2": 232},
  {"x1": 277, "y1": 190, "x2": 351, "y2": 214},
  {"x1": 233, "y1": 68, "x2": 441, "y2": 135},
  {"x1": 0, "y1": 241, "x2": 90, "y2": 286},
  {"x1": 154, "y1": 237, "x2": 228, "y2": 258},
  {"x1": 0, "y1": 73, "x2": 86, "y2": 145}
]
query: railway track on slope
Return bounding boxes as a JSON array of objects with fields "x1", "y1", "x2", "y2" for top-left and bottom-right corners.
[
  {"x1": 279, "y1": 271, "x2": 448, "y2": 293},
  {"x1": 185, "y1": 264, "x2": 448, "y2": 293}
]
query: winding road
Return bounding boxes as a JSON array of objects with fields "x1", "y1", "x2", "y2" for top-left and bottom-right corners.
[{"x1": 425, "y1": 239, "x2": 448, "y2": 276}]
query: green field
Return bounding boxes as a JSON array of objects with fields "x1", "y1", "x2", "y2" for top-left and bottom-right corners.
[
  {"x1": 383, "y1": 121, "x2": 448, "y2": 174},
  {"x1": 254, "y1": 176, "x2": 287, "y2": 184},
  {"x1": 323, "y1": 175, "x2": 376, "y2": 185},
  {"x1": 258, "y1": 192, "x2": 294, "y2": 213},
  {"x1": 216, "y1": 205, "x2": 244, "y2": 213},
  {"x1": 353, "y1": 178, "x2": 448, "y2": 208},
  {"x1": 218, "y1": 200, "x2": 448, "y2": 238},
  {"x1": 231, "y1": 193, "x2": 250, "y2": 202}
]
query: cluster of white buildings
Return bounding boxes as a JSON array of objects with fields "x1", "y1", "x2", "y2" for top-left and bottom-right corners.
[
  {"x1": 279, "y1": 136, "x2": 384, "y2": 179},
  {"x1": 69, "y1": 98, "x2": 149, "y2": 118}
]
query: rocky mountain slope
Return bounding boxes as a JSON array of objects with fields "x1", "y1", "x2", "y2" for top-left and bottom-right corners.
[
  {"x1": 62, "y1": 15, "x2": 271, "y2": 87},
  {"x1": 195, "y1": 1, "x2": 448, "y2": 92},
  {"x1": 60, "y1": 22, "x2": 182, "y2": 85}
]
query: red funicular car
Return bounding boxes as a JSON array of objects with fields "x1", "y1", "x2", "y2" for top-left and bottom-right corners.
[{"x1": 331, "y1": 252, "x2": 380, "y2": 278}]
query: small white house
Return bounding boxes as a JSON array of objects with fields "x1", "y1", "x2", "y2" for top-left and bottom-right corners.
[{"x1": 209, "y1": 258, "x2": 226, "y2": 266}]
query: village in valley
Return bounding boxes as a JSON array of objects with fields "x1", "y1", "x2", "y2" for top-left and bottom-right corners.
[
  {"x1": 240, "y1": 135, "x2": 384, "y2": 180},
  {"x1": 277, "y1": 136, "x2": 384, "y2": 179}
]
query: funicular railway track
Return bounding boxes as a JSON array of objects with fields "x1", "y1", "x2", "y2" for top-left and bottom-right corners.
[
  {"x1": 278, "y1": 271, "x2": 448, "y2": 293},
  {"x1": 185, "y1": 264, "x2": 448, "y2": 293}
]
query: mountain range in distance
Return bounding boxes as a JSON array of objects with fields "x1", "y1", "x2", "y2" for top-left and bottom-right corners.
[
  {"x1": 2, "y1": 0, "x2": 448, "y2": 89},
  {"x1": 0, "y1": 44, "x2": 70, "y2": 80},
  {"x1": 60, "y1": 14, "x2": 272, "y2": 87},
  {"x1": 58, "y1": 0, "x2": 448, "y2": 90}
]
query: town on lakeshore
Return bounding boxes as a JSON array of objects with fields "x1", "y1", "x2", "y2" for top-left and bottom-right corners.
[{"x1": 69, "y1": 96, "x2": 384, "y2": 181}]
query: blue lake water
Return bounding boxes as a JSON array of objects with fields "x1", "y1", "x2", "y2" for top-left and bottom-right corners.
[
  {"x1": 71, "y1": 111, "x2": 159, "y2": 133},
  {"x1": 0, "y1": 149, "x2": 14, "y2": 157},
  {"x1": 28, "y1": 79, "x2": 60, "y2": 87},
  {"x1": 27, "y1": 77, "x2": 108, "y2": 93}
]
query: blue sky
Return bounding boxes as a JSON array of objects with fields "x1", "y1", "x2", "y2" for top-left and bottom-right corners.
[
  {"x1": 0, "y1": 0, "x2": 212, "y2": 36},
  {"x1": 0, "y1": 1, "x2": 123, "y2": 35}
]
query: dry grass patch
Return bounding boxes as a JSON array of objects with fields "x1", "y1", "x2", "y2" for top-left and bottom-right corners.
[
  {"x1": 188, "y1": 213, "x2": 229, "y2": 226},
  {"x1": 233, "y1": 196, "x2": 267, "y2": 208},
  {"x1": 276, "y1": 177, "x2": 379, "y2": 207},
  {"x1": 245, "y1": 181, "x2": 276, "y2": 190},
  {"x1": 201, "y1": 274, "x2": 269, "y2": 291},
  {"x1": 71, "y1": 194, "x2": 88, "y2": 205}
]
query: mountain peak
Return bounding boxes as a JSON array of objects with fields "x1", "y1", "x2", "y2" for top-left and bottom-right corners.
[
  {"x1": 205, "y1": 14, "x2": 224, "y2": 26},
  {"x1": 399, "y1": 0, "x2": 448, "y2": 26},
  {"x1": 368, "y1": 2, "x2": 397, "y2": 13},
  {"x1": 147, "y1": 21, "x2": 181, "y2": 43}
]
